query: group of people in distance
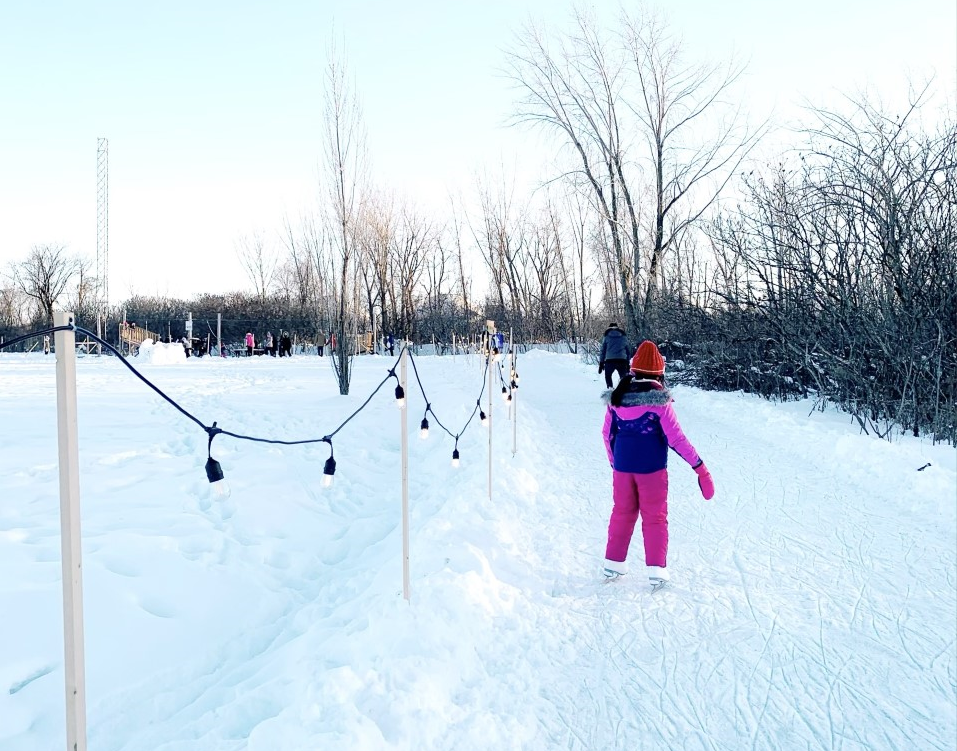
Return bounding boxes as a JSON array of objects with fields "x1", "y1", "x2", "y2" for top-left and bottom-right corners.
[
  {"x1": 242, "y1": 331, "x2": 293, "y2": 358},
  {"x1": 597, "y1": 322, "x2": 715, "y2": 591}
]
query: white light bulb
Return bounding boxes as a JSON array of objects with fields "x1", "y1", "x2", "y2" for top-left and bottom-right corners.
[
  {"x1": 210, "y1": 479, "x2": 231, "y2": 498},
  {"x1": 322, "y1": 473, "x2": 334, "y2": 488}
]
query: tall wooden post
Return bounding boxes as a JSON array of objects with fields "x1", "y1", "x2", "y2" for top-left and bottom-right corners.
[
  {"x1": 512, "y1": 361, "x2": 518, "y2": 458},
  {"x1": 217, "y1": 313, "x2": 222, "y2": 356},
  {"x1": 54, "y1": 311, "x2": 88, "y2": 751},
  {"x1": 400, "y1": 345, "x2": 411, "y2": 601},
  {"x1": 487, "y1": 349, "x2": 494, "y2": 503}
]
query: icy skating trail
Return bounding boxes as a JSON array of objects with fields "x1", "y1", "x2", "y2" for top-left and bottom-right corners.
[{"x1": 0, "y1": 350, "x2": 954, "y2": 750}]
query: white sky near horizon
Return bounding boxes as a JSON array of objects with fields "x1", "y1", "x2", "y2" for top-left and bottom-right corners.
[{"x1": 0, "y1": 0, "x2": 954, "y2": 300}]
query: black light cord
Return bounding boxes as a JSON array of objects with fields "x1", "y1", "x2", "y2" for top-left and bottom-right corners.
[
  {"x1": 68, "y1": 325, "x2": 405, "y2": 448},
  {"x1": 0, "y1": 325, "x2": 73, "y2": 352},
  {"x1": 407, "y1": 350, "x2": 489, "y2": 441},
  {"x1": 2, "y1": 324, "x2": 487, "y2": 474}
]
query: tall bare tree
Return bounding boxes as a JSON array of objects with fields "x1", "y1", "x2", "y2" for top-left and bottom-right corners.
[
  {"x1": 323, "y1": 41, "x2": 368, "y2": 394},
  {"x1": 506, "y1": 7, "x2": 761, "y2": 339}
]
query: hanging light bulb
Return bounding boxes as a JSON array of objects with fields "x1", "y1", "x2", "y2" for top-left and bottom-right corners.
[
  {"x1": 480, "y1": 409, "x2": 488, "y2": 427},
  {"x1": 501, "y1": 385, "x2": 509, "y2": 402},
  {"x1": 452, "y1": 447, "x2": 460, "y2": 468},
  {"x1": 510, "y1": 379, "x2": 518, "y2": 390},
  {"x1": 394, "y1": 383, "x2": 406, "y2": 408},
  {"x1": 322, "y1": 454, "x2": 337, "y2": 487},
  {"x1": 513, "y1": 371, "x2": 520, "y2": 383},
  {"x1": 205, "y1": 456, "x2": 231, "y2": 498},
  {"x1": 507, "y1": 393, "x2": 513, "y2": 403},
  {"x1": 420, "y1": 416, "x2": 430, "y2": 439}
]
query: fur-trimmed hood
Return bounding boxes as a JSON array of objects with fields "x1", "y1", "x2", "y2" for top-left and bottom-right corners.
[{"x1": 601, "y1": 381, "x2": 672, "y2": 407}]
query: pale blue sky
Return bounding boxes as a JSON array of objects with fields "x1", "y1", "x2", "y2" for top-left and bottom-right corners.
[{"x1": 1, "y1": 0, "x2": 954, "y2": 298}]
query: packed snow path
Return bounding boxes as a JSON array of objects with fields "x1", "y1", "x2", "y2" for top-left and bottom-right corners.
[{"x1": 1, "y1": 350, "x2": 954, "y2": 750}]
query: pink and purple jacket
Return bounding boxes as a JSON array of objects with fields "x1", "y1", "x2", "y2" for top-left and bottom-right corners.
[{"x1": 601, "y1": 380, "x2": 701, "y2": 474}]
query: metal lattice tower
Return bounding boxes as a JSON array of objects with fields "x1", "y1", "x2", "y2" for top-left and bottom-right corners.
[{"x1": 96, "y1": 138, "x2": 109, "y2": 309}]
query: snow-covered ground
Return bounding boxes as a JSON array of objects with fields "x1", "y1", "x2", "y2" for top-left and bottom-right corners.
[{"x1": 1, "y1": 349, "x2": 954, "y2": 751}]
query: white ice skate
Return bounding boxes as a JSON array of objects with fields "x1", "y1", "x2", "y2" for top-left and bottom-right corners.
[
  {"x1": 603, "y1": 559, "x2": 628, "y2": 580},
  {"x1": 647, "y1": 565, "x2": 670, "y2": 592}
]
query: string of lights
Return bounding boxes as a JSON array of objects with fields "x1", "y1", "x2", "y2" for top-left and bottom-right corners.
[
  {"x1": 493, "y1": 355, "x2": 520, "y2": 404},
  {"x1": 407, "y1": 351, "x2": 490, "y2": 466},
  {"x1": 1, "y1": 323, "x2": 500, "y2": 489}
]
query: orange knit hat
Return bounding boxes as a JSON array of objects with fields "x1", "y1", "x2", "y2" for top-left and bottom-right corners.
[{"x1": 630, "y1": 340, "x2": 665, "y2": 376}]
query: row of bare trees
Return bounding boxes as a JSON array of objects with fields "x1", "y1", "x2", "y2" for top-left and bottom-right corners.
[
  {"x1": 4, "y1": 8, "x2": 952, "y2": 442},
  {"x1": 703, "y1": 91, "x2": 956, "y2": 442}
]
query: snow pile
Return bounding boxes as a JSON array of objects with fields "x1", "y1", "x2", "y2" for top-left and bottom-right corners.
[
  {"x1": 0, "y1": 350, "x2": 954, "y2": 750},
  {"x1": 136, "y1": 338, "x2": 186, "y2": 364}
]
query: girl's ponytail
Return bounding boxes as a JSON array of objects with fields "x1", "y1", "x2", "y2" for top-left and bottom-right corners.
[{"x1": 610, "y1": 374, "x2": 634, "y2": 406}]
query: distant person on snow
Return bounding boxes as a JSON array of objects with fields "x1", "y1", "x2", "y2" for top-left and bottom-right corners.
[
  {"x1": 280, "y1": 331, "x2": 292, "y2": 357},
  {"x1": 316, "y1": 332, "x2": 326, "y2": 357},
  {"x1": 265, "y1": 331, "x2": 275, "y2": 357},
  {"x1": 245, "y1": 332, "x2": 254, "y2": 357},
  {"x1": 600, "y1": 340, "x2": 715, "y2": 590},
  {"x1": 598, "y1": 323, "x2": 630, "y2": 388}
]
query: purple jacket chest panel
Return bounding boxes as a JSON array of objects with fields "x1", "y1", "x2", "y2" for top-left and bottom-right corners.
[{"x1": 601, "y1": 384, "x2": 700, "y2": 474}]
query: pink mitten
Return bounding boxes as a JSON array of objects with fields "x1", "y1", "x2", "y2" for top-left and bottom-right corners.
[{"x1": 693, "y1": 461, "x2": 715, "y2": 500}]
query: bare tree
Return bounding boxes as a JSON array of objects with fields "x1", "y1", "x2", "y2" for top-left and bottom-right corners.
[
  {"x1": 505, "y1": 7, "x2": 761, "y2": 339},
  {"x1": 66, "y1": 256, "x2": 97, "y2": 321},
  {"x1": 622, "y1": 11, "x2": 761, "y2": 315},
  {"x1": 322, "y1": 41, "x2": 368, "y2": 394},
  {"x1": 392, "y1": 201, "x2": 433, "y2": 340},
  {"x1": 11, "y1": 244, "x2": 84, "y2": 324},
  {"x1": 235, "y1": 232, "x2": 277, "y2": 310},
  {"x1": 447, "y1": 194, "x2": 475, "y2": 338}
]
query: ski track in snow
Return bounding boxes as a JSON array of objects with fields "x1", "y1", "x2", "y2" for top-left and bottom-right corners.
[{"x1": 0, "y1": 350, "x2": 954, "y2": 751}]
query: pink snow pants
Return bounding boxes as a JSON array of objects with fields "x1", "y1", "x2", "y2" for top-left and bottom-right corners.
[{"x1": 605, "y1": 469, "x2": 669, "y2": 567}]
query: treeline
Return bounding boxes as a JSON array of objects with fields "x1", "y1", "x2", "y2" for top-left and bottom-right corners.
[{"x1": 2, "y1": 10, "x2": 953, "y2": 444}]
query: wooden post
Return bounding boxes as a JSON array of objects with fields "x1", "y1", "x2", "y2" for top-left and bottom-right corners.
[
  {"x1": 53, "y1": 312, "x2": 88, "y2": 751},
  {"x1": 487, "y1": 348, "x2": 494, "y2": 503},
  {"x1": 512, "y1": 346, "x2": 518, "y2": 457},
  {"x1": 217, "y1": 313, "x2": 222, "y2": 356},
  {"x1": 400, "y1": 345, "x2": 411, "y2": 601}
]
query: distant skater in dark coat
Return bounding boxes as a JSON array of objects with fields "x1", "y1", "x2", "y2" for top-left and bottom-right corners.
[{"x1": 598, "y1": 323, "x2": 631, "y2": 388}]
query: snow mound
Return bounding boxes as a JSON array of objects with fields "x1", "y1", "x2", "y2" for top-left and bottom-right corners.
[{"x1": 136, "y1": 339, "x2": 186, "y2": 365}]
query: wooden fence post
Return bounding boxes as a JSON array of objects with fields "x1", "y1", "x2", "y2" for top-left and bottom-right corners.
[
  {"x1": 54, "y1": 311, "x2": 88, "y2": 751},
  {"x1": 400, "y1": 345, "x2": 411, "y2": 602}
]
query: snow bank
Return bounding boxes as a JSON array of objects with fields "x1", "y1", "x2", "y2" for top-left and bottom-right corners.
[
  {"x1": 136, "y1": 338, "x2": 186, "y2": 364},
  {"x1": 0, "y1": 351, "x2": 954, "y2": 750}
]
